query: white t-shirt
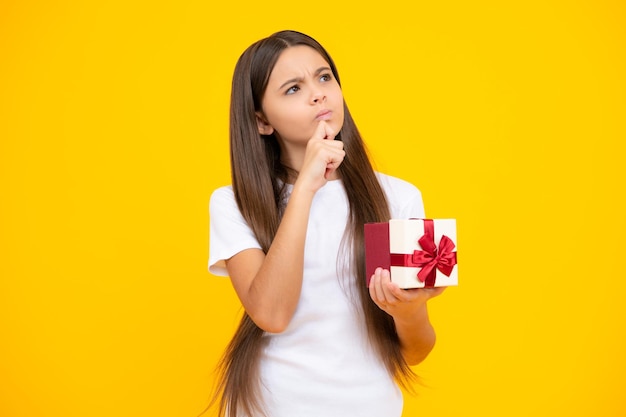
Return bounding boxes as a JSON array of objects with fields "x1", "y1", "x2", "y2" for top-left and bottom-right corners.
[{"x1": 209, "y1": 172, "x2": 425, "y2": 417}]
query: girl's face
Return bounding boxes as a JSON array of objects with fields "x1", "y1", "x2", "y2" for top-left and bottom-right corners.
[{"x1": 256, "y1": 45, "x2": 344, "y2": 148}]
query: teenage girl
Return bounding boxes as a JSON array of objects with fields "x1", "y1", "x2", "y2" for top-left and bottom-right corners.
[{"x1": 209, "y1": 30, "x2": 445, "y2": 417}]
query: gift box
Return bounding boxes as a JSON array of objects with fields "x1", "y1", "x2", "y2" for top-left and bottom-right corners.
[{"x1": 365, "y1": 219, "x2": 458, "y2": 289}]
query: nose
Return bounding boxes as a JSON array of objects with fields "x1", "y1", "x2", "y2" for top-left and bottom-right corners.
[{"x1": 311, "y1": 91, "x2": 326, "y2": 104}]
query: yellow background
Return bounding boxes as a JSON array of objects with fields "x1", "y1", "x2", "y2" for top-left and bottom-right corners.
[{"x1": 1, "y1": 1, "x2": 624, "y2": 416}]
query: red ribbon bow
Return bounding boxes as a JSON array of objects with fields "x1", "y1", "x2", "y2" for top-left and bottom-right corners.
[{"x1": 390, "y1": 220, "x2": 457, "y2": 287}]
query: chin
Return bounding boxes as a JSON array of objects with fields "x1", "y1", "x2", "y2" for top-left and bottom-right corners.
[{"x1": 332, "y1": 121, "x2": 345, "y2": 136}]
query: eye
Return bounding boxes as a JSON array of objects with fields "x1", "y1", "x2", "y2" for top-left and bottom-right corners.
[
  {"x1": 320, "y1": 73, "x2": 332, "y2": 82},
  {"x1": 286, "y1": 85, "x2": 300, "y2": 95}
]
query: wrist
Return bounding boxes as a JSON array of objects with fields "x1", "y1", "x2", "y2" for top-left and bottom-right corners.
[
  {"x1": 392, "y1": 303, "x2": 429, "y2": 328},
  {"x1": 291, "y1": 178, "x2": 321, "y2": 198}
]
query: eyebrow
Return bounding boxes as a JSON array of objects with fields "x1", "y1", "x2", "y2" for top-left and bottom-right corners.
[{"x1": 277, "y1": 66, "x2": 332, "y2": 91}]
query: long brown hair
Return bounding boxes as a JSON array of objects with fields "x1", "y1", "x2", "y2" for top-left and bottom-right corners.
[{"x1": 211, "y1": 30, "x2": 415, "y2": 417}]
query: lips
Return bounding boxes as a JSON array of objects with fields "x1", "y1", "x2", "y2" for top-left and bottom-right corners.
[{"x1": 315, "y1": 109, "x2": 332, "y2": 121}]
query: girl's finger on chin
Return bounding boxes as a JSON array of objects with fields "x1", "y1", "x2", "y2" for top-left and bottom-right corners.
[
  {"x1": 322, "y1": 121, "x2": 335, "y2": 140},
  {"x1": 309, "y1": 120, "x2": 327, "y2": 142}
]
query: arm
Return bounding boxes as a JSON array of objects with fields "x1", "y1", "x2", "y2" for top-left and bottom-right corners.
[
  {"x1": 369, "y1": 267, "x2": 445, "y2": 365},
  {"x1": 225, "y1": 185, "x2": 314, "y2": 333},
  {"x1": 225, "y1": 122, "x2": 345, "y2": 333}
]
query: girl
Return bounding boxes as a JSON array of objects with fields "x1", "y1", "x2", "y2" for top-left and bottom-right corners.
[{"x1": 208, "y1": 30, "x2": 444, "y2": 417}]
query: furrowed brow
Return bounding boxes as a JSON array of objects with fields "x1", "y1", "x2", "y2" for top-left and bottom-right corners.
[
  {"x1": 314, "y1": 66, "x2": 332, "y2": 76},
  {"x1": 276, "y1": 67, "x2": 332, "y2": 91},
  {"x1": 278, "y1": 77, "x2": 302, "y2": 91}
]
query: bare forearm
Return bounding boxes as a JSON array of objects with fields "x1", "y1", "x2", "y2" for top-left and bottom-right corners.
[
  {"x1": 243, "y1": 186, "x2": 315, "y2": 332},
  {"x1": 394, "y1": 304, "x2": 437, "y2": 366},
  {"x1": 369, "y1": 269, "x2": 443, "y2": 365}
]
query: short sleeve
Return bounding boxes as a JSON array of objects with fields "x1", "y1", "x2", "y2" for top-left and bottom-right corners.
[
  {"x1": 376, "y1": 172, "x2": 426, "y2": 219},
  {"x1": 208, "y1": 186, "x2": 262, "y2": 276}
]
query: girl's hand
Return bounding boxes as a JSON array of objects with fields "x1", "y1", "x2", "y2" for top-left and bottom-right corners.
[
  {"x1": 296, "y1": 121, "x2": 345, "y2": 192},
  {"x1": 368, "y1": 267, "x2": 445, "y2": 321}
]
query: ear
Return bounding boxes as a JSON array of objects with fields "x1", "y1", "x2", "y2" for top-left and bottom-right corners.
[{"x1": 255, "y1": 112, "x2": 274, "y2": 135}]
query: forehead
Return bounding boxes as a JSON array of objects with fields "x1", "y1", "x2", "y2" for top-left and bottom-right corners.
[{"x1": 268, "y1": 45, "x2": 330, "y2": 82}]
